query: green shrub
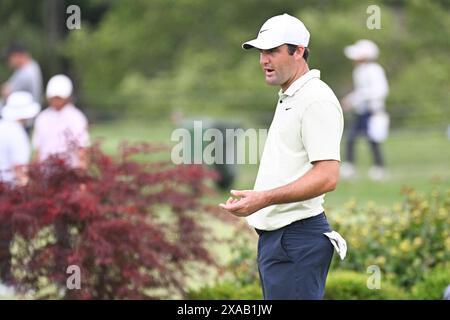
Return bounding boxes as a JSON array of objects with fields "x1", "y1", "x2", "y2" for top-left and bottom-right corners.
[
  {"x1": 225, "y1": 228, "x2": 259, "y2": 287},
  {"x1": 187, "y1": 281, "x2": 262, "y2": 300},
  {"x1": 189, "y1": 186, "x2": 449, "y2": 300},
  {"x1": 324, "y1": 271, "x2": 406, "y2": 300},
  {"x1": 188, "y1": 270, "x2": 408, "y2": 300},
  {"x1": 411, "y1": 264, "x2": 450, "y2": 300},
  {"x1": 331, "y1": 185, "x2": 450, "y2": 288}
]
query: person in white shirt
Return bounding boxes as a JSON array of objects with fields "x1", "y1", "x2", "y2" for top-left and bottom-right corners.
[
  {"x1": 0, "y1": 91, "x2": 40, "y2": 292},
  {"x1": 32, "y1": 74, "x2": 90, "y2": 169},
  {"x1": 0, "y1": 91, "x2": 40, "y2": 185},
  {"x1": 341, "y1": 39, "x2": 389, "y2": 181},
  {"x1": 219, "y1": 14, "x2": 344, "y2": 300}
]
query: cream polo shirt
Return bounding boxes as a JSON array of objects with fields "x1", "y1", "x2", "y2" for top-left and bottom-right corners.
[{"x1": 246, "y1": 69, "x2": 344, "y2": 231}]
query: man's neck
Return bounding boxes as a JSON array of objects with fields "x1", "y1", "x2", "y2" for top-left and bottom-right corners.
[{"x1": 281, "y1": 63, "x2": 310, "y2": 92}]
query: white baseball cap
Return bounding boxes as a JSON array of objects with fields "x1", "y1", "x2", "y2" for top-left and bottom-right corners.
[
  {"x1": 1, "y1": 91, "x2": 41, "y2": 121},
  {"x1": 242, "y1": 13, "x2": 310, "y2": 50},
  {"x1": 46, "y1": 74, "x2": 73, "y2": 99},
  {"x1": 344, "y1": 39, "x2": 379, "y2": 60}
]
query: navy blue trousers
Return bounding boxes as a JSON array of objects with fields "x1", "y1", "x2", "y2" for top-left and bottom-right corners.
[
  {"x1": 346, "y1": 112, "x2": 384, "y2": 166},
  {"x1": 256, "y1": 213, "x2": 334, "y2": 300}
]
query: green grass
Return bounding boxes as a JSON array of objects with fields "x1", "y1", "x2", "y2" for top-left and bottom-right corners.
[
  {"x1": 327, "y1": 128, "x2": 450, "y2": 208},
  {"x1": 91, "y1": 120, "x2": 450, "y2": 209}
]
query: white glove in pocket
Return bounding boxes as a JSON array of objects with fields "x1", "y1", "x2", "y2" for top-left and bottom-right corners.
[{"x1": 324, "y1": 231, "x2": 347, "y2": 260}]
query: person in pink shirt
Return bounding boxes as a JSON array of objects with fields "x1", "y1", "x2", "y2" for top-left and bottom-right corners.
[
  {"x1": 31, "y1": 75, "x2": 90, "y2": 254},
  {"x1": 32, "y1": 74, "x2": 90, "y2": 169}
]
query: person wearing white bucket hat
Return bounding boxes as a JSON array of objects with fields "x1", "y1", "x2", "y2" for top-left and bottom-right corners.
[
  {"x1": 32, "y1": 74, "x2": 90, "y2": 169},
  {"x1": 341, "y1": 39, "x2": 389, "y2": 181},
  {"x1": 220, "y1": 13, "x2": 345, "y2": 300},
  {"x1": 0, "y1": 91, "x2": 40, "y2": 185}
]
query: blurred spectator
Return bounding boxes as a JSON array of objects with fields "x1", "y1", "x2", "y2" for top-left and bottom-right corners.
[
  {"x1": 0, "y1": 91, "x2": 40, "y2": 294},
  {"x1": 1, "y1": 42, "x2": 43, "y2": 103},
  {"x1": 32, "y1": 75, "x2": 90, "y2": 255},
  {"x1": 32, "y1": 75, "x2": 90, "y2": 169},
  {"x1": 341, "y1": 39, "x2": 389, "y2": 181},
  {"x1": 0, "y1": 91, "x2": 40, "y2": 185}
]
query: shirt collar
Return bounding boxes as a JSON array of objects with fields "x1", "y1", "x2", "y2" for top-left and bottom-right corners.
[{"x1": 278, "y1": 69, "x2": 321, "y2": 99}]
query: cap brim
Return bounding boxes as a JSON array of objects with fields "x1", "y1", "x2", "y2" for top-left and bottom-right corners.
[
  {"x1": 46, "y1": 91, "x2": 71, "y2": 99},
  {"x1": 242, "y1": 38, "x2": 285, "y2": 50}
]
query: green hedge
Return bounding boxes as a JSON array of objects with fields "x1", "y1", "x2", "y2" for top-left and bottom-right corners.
[
  {"x1": 331, "y1": 186, "x2": 450, "y2": 288},
  {"x1": 411, "y1": 264, "x2": 450, "y2": 300},
  {"x1": 324, "y1": 271, "x2": 406, "y2": 300},
  {"x1": 189, "y1": 186, "x2": 450, "y2": 300},
  {"x1": 187, "y1": 281, "x2": 262, "y2": 300},
  {"x1": 187, "y1": 270, "x2": 409, "y2": 300}
]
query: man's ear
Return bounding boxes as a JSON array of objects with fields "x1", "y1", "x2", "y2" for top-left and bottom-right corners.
[{"x1": 294, "y1": 46, "x2": 305, "y2": 61}]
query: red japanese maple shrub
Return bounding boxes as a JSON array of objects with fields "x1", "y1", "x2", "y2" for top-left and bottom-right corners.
[{"x1": 0, "y1": 142, "x2": 220, "y2": 299}]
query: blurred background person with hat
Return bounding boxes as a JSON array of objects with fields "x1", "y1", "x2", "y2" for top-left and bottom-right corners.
[
  {"x1": 340, "y1": 39, "x2": 389, "y2": 181},
  {"x1": 32, "y1": 74, "x2": 90, "y2": 255},
  {"x1": 0, "y1": 91, "x2": 40, "y2": 295},
  {"x1": 32, "y1": 74, "x2": 90, "y2": 170},
  {"x1": 0, "y1": 91, "x2": 40, "y2": 185}
]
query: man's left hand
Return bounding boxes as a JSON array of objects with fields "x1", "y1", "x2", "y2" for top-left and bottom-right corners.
[{"x1": 219, "y1": 190, "x2": 269, "y2": 217}]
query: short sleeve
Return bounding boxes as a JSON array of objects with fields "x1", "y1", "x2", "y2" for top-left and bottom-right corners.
[{"x1": 301, "y1": 100, "x2": 344, "y2": 163}]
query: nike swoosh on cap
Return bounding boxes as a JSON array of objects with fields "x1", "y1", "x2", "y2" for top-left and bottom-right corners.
[{"x1": 259, "y1": 29, "x2": 269, "y2": 33}]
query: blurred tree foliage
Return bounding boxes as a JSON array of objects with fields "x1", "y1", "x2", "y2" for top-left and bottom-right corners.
[
  {"x1": 1, "y1": 0, "x2": 449, "y2": 126},
  {"x1": 0, "y1": 0, "x2": 110, "y2": 81}
]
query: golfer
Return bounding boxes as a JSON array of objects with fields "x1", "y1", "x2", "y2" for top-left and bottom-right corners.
[{"x1": 220, "y1": 13, "x2": 344, "y2": 299}]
